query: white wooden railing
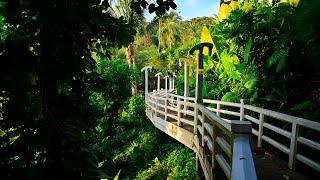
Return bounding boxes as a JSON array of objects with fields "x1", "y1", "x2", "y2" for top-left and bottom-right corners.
[
  {"x1": 146, "y1": 91, "x2": 257, "y2": 180},
  {"x1": 202, "y1": 98, "x2": 320, "y2": 172},
  {"x1": 146, "y1": 90, "x2": 320, "y2": 177}
]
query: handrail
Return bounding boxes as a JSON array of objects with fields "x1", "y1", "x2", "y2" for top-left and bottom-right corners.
[
  {"x1": 196, "y1": 97, "x2": 320, "y2": 172},
  {"x1": 232, "y1": 134, "x2": 257, "y2": 180},
  {"x1": 146, "y1": 90, "x2": 320, "y2": 177},
  {"x1": 146, "y1": 91, "x2": 257, "y2": 180}
]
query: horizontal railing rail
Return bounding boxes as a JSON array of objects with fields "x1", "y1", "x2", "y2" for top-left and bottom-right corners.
[
  {"x1": 146, "y1": 89, "x2": 320, "y2": 177},
  {"x1": 146, "y1": 91, "x2": 258, "y2": 180},
  {"x1": 199, "y1": 98, "x2": 320, "y2": 172}
]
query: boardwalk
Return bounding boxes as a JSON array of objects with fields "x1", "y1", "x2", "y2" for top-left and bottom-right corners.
[
  {"x1": 144, "y1": 90, "x2": 320, "y2": 180},
  {"x1": 141, "y1": 42, "x2": 319, "y2": 180}
]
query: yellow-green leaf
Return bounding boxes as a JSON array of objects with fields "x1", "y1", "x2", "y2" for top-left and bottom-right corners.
[
  {"x1": 200, "y1": 26, "x2": 214, "y2": 55},
  {"x1": 229, "y1": 1, "x2": 238, "y2": 10},
  {"x1": 242, "y1": 1, "x2": 253, "y2": 13},
  {"x1": 280, "y1": 0, "x2": 300, "y2": 7},
  {"x1": 218, "y1": 3, "x2": 232, "y2": 21}
]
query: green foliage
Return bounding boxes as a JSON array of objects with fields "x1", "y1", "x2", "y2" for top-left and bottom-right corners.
[
  {"x1": 266, "y1": 48, "x2": 289, "y2": 73},
  {"x1": 105, "y1": 95, "x2": 198, "y2": 179},
  {"x1": 221, "y1": 92, "x2": 240, "y2": 102},
  {"x1": 203, "y1": 1, "x2": 320, "y2": 116},
  {"x1": 136, "y1": 147, "x2": 198, "y2": 180}
]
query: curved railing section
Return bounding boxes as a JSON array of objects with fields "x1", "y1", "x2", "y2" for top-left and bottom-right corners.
[{"x1": 146, "y1": 91, "x2": 257, "y2": 180}]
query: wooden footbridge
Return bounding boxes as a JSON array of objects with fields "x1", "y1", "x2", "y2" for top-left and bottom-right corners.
[{"x1": 140, "y1": 43, "x2": 320, "y2": 180}]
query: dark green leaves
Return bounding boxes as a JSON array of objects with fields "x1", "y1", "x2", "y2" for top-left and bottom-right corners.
[
  {"x1": 266, "y1": 48, "x2": 289, "y2": 72},
  {"x1": 243, "y1": 38, "x2": 252, "y2": 62},
  {"x1": 131, "y1": 0, "x2": 177, "y2": 16},
  {"x1": 221, "y1": 92, "x2": 240, "y2": 102}
]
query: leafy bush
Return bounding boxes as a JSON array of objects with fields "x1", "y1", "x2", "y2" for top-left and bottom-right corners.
[{"x1": 136, "y1": 146, "x2": 198, "y2": 180}]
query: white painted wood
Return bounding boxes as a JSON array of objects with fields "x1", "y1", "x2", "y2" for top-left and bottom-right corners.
[
  {"x1": 179, "y1": 101, "x2": 196, "y2": 108},
  {"x1": 245, "y1": 115, "x2": 259, "y2": 124},
  {"x1": 169, "y1": 76, "x2": 172, "y2": 90},
  {"x1": 141, "y1": 66, "x2": 152, "y2": 99},
  {"x1": 297, "y1": 136, "x2": 320, "y2": 151},
  {"x1": 198, "y1": 115, "x2": 203, "y2": 123},
  {"x1": 206, "y1": 107, "x2": 217, "y2": 112},
  {"x1": 194, "y1": 134, "x2": 200, "y2": 152},
  {"x1": 155, "y1": 72, "x2": 162, "y2": 91},
  {"x1": 198, "y1": 150, "x2": 211, "y2": 180},
  {"x1": 216, "y1": 136, "x2": 232, "y2": 157},
  {"x1": 262, "y1": 135, "x2": 290, "y2": 154},
  {"x1": 167, "y1": 106, "x2": 177, "y2": 112},
  {"x1": 173, "y1": 73, "x2": 176, "y2": 91},
  {"x1": 204, "y1": 122, "x2": 213, "y2": 136},
  {"x1": 179, "y1": 118, "x2": 194, "y2": 126},
  {"x1": 177, "y1": 97, "x2": 181, "y2": 126},
  {"x1": 204, "y1": 99, "x2": 241, "y2": 107},
  {"x1": 199, "y1": 105, "x2": 232, "y2": 132},
  {"x1": 296, "y1": 154, "x2": 320, "y2": 172},
  {"x1": 184, "y1": 60, "x2": 190, "y2": 114},
  {"x1": 252, "y1": 128, "x2": 259, "y2": 136},
  {"x1": 167, "y1": 113, "x2": 178, "y2": 120},
  {"x1": 219, "y1": 109, "x2": 241, "y2": 117},
  {"x1": 296, "y1": 118, "x2": 320, "y2": 132},
  {"x1": 216, "y1": 103, "x2": 221, "y2": 117},
  {"x1": 289, "y1": 123, "x2": 299, "y2": 169},
  {"x1": 204, "y1": 135, "x2": 213, "y2": 151},
  {"x1": 258, "y1": 113, "x2": 264, "y2": 148},
  {"x1": 263, "y1": 122, "x2": 291, "y2": 138},
  {"x1": 231, "y1": 134, "x2": 257, "y2": 180},
  {"x1": 240, "y1": 99, "x2": 245, "y2": 121},
  {"x1": 216, "y1": 154, "x2": 231, "y2": 179},
  {"x1": 180, "y1": 109, "x2": 195, "y2": 116},
  {"x1": 197, "y1": 125, "x2": 203, "y2": 136},
  {"x1": 146, "y1": 90, "x2": 320, "y2": 176},
  {"x1": 152, "y1": 117, "x2": 194, "y2": 150}
]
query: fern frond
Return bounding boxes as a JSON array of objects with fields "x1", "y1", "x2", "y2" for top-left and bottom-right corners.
[{"x1": 266, "y1": 48, "x2": 289, "y2": 71}]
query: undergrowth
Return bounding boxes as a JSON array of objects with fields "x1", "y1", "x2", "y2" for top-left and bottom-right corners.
[{"x1": 110, "y1": 95, "x2": 198, "y2": 179}]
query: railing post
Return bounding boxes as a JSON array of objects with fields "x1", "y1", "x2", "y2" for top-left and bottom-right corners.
[
  {"x1": 216, "y1": 103, "x2": 221, "y2": 117},
  {"x1": 189, "y1": 42, "x2": 213, "y2": 105},
  {"x1": 164, "y1": 75, "x2": 169, "y2": 121},
  {"x1": 164, "y1": 75, "x2": 168, "y2": 93},
  {"x1": 231, "y1": 121, "x2": 257, "y2": 180},
  {"x1": 184, "y1": 59, "x2": 190, "y2": 115},
  {"x1": 173, "y1": 73, "x2": 176, "y2": 91},
  {"x1": 141, "y1": 66, "x2": 152, "y2": 101},
  {"x1": 240, "y1": 99, "x2": 245, "y2": 121},
  {"x1": 141, "y1": 66, "x2": 152, "y2": 117},
  {"x1": 289, "y1": 122, "x2": 300, "y2": 169},
  {"x1": 155, "y1": 73, "x2": 162, "y2": 91},
  {"x1": 258, "y1": 112, "x2": 264, "y2": 148},
  {"x1": 189, "y1": 43, "x2": 213, "y2": 179},
  {"x1": 169, "y1": 76, "x2": 173, "y2": 91},
  {"x1": 177, "y1": 97, "x2": 181, "y2": 126}
]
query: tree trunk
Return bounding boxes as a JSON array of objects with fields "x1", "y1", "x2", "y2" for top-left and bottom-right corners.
[{"x1": 126, "y1": 44, "x2": 137, "y2": 95}]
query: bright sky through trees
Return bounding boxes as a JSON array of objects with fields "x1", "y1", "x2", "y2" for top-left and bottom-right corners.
[{"x1": 145, "y1": 0, "x2": 220, "y2": 21}]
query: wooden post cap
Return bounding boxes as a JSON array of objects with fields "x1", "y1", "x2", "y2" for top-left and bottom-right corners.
[{"x1": 231, "y1": 121, "x2": 252, "y2": 134}]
